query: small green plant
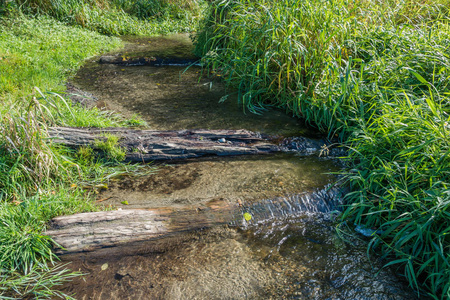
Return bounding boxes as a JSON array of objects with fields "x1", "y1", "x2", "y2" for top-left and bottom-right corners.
[
  {"x1": 94, "y1": 133, "x2": 126, "y2": 162},
  {"x1": 76, "y1": 146, "x2": 95, "y2": 164},
  {"x1": 123, "y1": 114, "x2": 148, "y2": 127}
]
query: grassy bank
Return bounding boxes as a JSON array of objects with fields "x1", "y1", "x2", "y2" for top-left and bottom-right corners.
[
  {"x1": 0, "y1": 1, "x2": 201, "y2": 297},
  {"x1": 2, "y1": 0, "x2": 205, "y2": 35},
  {"x1": 0, "y1": 15, "x2": 125, "y2": 298},
  {"x1": 195, "y1": 0, "x2": 450, "y2": 298}
]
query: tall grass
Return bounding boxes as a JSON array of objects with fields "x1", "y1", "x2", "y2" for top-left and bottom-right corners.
[
  {"x1": 5, "y1": 0, "x2": 206, "y2": 35},
  {"x1": 195, "y1": 0, "x2": 450, "y2": 298},
  {"x1": 0, "y1": 175, "x2": 104, "y2": 299}
]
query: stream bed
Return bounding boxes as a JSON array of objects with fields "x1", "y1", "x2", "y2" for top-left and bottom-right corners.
[{"x1": 60, "y1": 34, "x2": 418, "y2": 299}]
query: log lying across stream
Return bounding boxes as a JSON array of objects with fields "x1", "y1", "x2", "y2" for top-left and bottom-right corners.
[
  {"x1": 46, "y1": 187, "x2": 343, "y2": 255},
  {"x1": 46, "y1": 199, "x2": 235, "y2": 255},
  {"x1": 48, "y1": 127, "x2": 342, "y2": 161},
  {"x1": 99, "y1": 55, "x2": 198, "y2": 66}
]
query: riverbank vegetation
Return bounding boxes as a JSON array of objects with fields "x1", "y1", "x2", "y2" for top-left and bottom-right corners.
[
  {"x1": 0, "y1": 2, "x2": 202, "y2": 298},
  {"x1": 195, "y1": 0, "x2": 450, "y2": 298},
  {"x1": 1, "y1": 0, "x2": 205, "y2": 35},
  {"x1": 1, "y1": 0, "x2": 449, "y2": 298}
]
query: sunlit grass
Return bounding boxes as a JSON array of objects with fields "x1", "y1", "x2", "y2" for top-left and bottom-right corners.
[
  {"x1": 195, "y1": 0, "x2": 450, "y2": 298},
  {"x1": 94, "y1": 133, "x2": 127, "y2": 162},
  {"x1": 0, "y1": 185, "x2": 101, "y2": 299},
  {"x1": 0, "y1": 16, "x2": 122, "y2": 100},
  {"x1": 0, "y1": 90, "x2": 153, "y2": 297},
  {"x1": 3, "y1": 0, "x2": 206, "y2": 36},
  {"x1": 0, "y1": 263, "x2": 80, "y2": 299}
]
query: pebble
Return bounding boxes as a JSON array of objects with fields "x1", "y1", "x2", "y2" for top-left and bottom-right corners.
[{"x1": 218, "y1": 138, "x2": 226, "y2": 143}]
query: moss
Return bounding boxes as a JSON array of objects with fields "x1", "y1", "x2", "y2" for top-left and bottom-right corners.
[{"x1": 94, "y1": 133, "x2": 126, "y2": 162}]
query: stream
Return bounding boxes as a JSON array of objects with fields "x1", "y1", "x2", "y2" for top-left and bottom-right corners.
[{"x1": 60, "y1": 34, "x2": 418, "y2": 299}]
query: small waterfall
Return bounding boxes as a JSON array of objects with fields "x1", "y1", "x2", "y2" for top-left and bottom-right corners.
[{"x1": 230, "y1": 184, "x2": 345, "y2": 227}]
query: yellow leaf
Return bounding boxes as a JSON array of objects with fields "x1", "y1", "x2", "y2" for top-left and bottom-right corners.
[{"x1": 101, "y1": 263, "x2": 108, "y2": 271}]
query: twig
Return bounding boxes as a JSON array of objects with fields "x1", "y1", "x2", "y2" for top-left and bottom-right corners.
[{"x1": 96, "y1": 196, "x2": 113, "y2": 203}]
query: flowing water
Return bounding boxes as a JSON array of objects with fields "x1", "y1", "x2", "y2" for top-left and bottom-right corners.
[
  {"x1": 96, "y1": 154, "x2": 339, "y2": 209},
  {"x1": 60, "y1": 34, "x2": 418, "y2": 299}
]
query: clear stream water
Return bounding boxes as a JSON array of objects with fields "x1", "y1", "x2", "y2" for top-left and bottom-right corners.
[{"x1": 60, "y1": 34, "x2": 418, "y2": 299}]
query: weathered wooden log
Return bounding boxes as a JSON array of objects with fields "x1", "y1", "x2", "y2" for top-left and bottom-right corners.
[
  {"x1": 46, "y1": 199, "x2": 235, "y2": 254},
  {"x1": 48, "y1": 127, "x2": 343, "y2": 161},
  {"x1": 46, "y1": 187, "x2": 344, "y2": 255}
]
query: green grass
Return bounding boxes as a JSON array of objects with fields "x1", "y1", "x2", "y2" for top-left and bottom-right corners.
[
  {"x1": 195, "y1": 0, "x2": 450, "y2": 298},
  {"x1": 0, "y1": 15, "x2": 122, "y2": 99},
  {"x1": 0, "y1": 184, "x2": 107, "y2": 299},
  {"x1": 0, "y1": 91, "x2": 149, "y2": 298},
  {"x1": 3, "y1": 0, "x2": 206, "y2": 36},
  {"x1": 0, "y1": 189, "x2": 98, "y2": 272},
  {"x1": 0, "y1": 263, "x2": 80, "y2": 299}
]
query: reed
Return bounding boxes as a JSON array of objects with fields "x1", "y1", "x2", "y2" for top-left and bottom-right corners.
[{"x1": 195, "y1": 0, "x2": 450, "y2": 298}]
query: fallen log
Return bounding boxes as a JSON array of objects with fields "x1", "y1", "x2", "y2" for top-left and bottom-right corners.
[
  {"x1": 46, "y1": 187, "x2": 343, "y2": 255},
  {"x1": 46, "y1": 199, "x2": 235, "y2": 254},
  {"x1": 98, "y1": 55, "x2": 198, "y2": 66},
  {"x1": 48, "y1": 127, "x2": 343, "y2": 161}
]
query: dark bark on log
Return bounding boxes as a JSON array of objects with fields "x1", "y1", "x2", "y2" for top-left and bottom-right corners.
[
  {"x1": 99, "y1": 55, "x2": 198, "y2": 66},
  {"x1": 48, "y1": 127, "x2": 344, "y2": 161}
]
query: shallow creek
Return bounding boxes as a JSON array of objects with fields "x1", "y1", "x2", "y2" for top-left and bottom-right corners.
[{"x1": 60, "y1": 34, "x2": 417, "y2": 299}]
